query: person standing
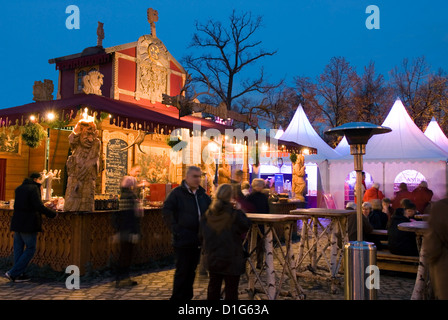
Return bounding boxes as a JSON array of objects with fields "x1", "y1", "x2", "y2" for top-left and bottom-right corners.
[
  {"x1": 112, "y1": 175, "x2": 142, "y2": 287},
  {"x1": 411, "y1": 181, "x2": 433, "y2": 214},
  {"x1": 362, "y1": 183, "x2": 385, "y2": 203},
  {"x1": 163, "y1": 166, "x2": 211, "y2": 300},
  {"x1": 426, "y1": 197, "x2": 448, "y2": 299},
  {"x1": 391, "y1": 182, "x2": 413, "y2": 211},
  {"x1": 5, "y1": 173, "x2": 57, "y2": 282},
  {"x1": 246, "y1": 179, "x2": 270, "y2": 269},
  {"x1": 200, "y1": 184, "x2": 251, "y2": 300}
]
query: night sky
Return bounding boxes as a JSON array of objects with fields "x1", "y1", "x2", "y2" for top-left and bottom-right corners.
[{"x1": 1, "y1": 0, "x2": 447, "y2": 111}]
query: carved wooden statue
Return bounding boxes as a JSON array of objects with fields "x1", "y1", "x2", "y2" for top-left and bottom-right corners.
[
  {"x1": 64, "y1": 119, "x2": 101, "y2": 211},
  {"x1": 97, "y1": 21, "x2": 105, "y2": 47},
  {"x1": 82, "y1": 70, "x2": 104, "y2": 95},
  {"x1": 33, "y1": 79, "x2": 54, "y2": 101},
  {"x1": 218, "y1": 161, "x2": 231, "y2": 185},
  {"x1": 292, "y1": 153, "x2": 306, "y2": 201},
  {"x1": 147, "y1": 8, "x2": 158, "y2": 37}
]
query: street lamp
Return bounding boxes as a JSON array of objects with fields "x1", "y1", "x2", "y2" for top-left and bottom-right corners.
[{"x1": 325, "y1": 122, "x2": 391, "y2": 300}]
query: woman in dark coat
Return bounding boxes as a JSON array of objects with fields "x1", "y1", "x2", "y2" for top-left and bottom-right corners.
[{"x1": 200, "y1": 183, "x2": 251, "y2": 300}]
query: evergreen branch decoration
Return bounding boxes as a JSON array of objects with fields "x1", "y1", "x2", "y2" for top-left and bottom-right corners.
[{"x1": 21, "y1": 122, "x2": 47, "y2": 148}]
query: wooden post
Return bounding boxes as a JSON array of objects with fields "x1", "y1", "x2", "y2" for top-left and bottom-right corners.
[
  {"x1": 70, "y1": 213, "x2": 91, "y2": 275},
  {"x1": 411, "y1": 235, "x2": 428, "y2": 300},
  {"x1": 247, "y1": 224, "x2": 258, "y2": 296},
  {"x1": 264, "y1": 223, "x2": 275, "y2": 300},
  {"x1": 312, "y1": 217, "x2": 318, "y2": 270}
]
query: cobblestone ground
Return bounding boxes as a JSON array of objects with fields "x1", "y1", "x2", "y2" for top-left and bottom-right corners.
[{"x1": 0, "y1": 219, "x2": 416, "y2": 301}]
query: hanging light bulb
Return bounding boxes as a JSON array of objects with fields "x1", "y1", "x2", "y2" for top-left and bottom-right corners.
[{"x1": 46, "y1": 112, "x2": 55, "y2": 121}]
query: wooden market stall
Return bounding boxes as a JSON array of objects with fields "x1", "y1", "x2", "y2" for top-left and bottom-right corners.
[{"x1": 0, "y1": 9, "x2": 314, "y2": 274}]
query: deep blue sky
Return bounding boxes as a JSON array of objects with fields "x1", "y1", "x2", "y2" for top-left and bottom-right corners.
[{"x1": 1, "y1": 0, "x2": 447, "y2": 109}]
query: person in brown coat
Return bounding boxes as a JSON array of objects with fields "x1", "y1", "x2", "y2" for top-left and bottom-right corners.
[
  {"x1": 426, "y1": 197, "x2": 448, "y2": 300},
  {"x1": 411, "y1": 181, "x2": 433, "y2": 214},
  {"x1": 391, "y1": 183, "x2": 413, "y2": 211},
  {"x1": 200, "y1": 184, "x2": 251, "y2": 300}
]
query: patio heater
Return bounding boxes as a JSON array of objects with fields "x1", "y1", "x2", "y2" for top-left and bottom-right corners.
[{"x1": 325, "y1": 122, "x2": 391, "y2": 300}]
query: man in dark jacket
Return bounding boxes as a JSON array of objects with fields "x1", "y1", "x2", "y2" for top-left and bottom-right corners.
[
  {"x1": 5, "y1": 173, "x2": 57, "y2": 282},
  {"x1": 163, "y1": 166, "x2": 211, "y2": 300},
  {"x1": 388, "y1": 201, "x2": 419, "y2": 256},
  {"x1": 246, "y1": 178, "x2": 270, "y2": 268}
]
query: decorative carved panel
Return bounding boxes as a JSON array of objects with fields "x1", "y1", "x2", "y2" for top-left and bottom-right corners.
[{"x1": 135, "y1": 35, "x2": 169, "y2": 103}]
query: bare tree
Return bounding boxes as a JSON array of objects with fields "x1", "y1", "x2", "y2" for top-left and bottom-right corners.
[
  {"x1": 294, "y1": 57, "x2": 358, "y2": 146},
  {"x1": 390, "y1": 56, "x2": 448, "y2": 129},
  {"x1": 295, "y1": 57, "x2": 358, "y2": 129},
  {"x1": 252, "y1": 86, "x2": 299, "y2": 130},
  {"x1": 183, "y1": 10, "x2": 280, "y2": 111},
  {"x1": 351, "y1": 61, "x2": 394, "y2": 124}
]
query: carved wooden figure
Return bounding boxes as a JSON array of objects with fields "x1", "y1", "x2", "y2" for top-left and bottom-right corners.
[
  {"x1": 292, "y1": 154, "x2": 306, "y2": 201},
  {"x1": 64, "y1": 119, "x2": 101, "y2": 212}
]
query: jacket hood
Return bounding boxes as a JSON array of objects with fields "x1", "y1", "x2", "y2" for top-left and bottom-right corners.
[{"x1": 206, "y1": 202, "x2": 235, "y2": 235}]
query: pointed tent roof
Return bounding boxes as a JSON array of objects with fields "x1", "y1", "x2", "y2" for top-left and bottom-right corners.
[
  {"x1": 424, "y1": 117, "x2": 448, "y2": 154},
  {"x1": 274, "y1": 126, "x2": 284, "y2": 139},
  {"x1": 335, "y1": 99, "x2": 448, "y2": 161},
  {"x1": 334, "y1": 136, "x2": 350, "y2": 156},
  {"x1": 279, "y1": 104, "x2": 340, "y2": 161}
]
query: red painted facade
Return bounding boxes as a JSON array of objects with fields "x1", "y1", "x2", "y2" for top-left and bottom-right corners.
[{"x1": 53, "y1": 39, "x2": 185, "y2": 113}]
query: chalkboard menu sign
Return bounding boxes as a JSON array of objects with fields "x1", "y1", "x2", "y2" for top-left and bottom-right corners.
[{"x1": 105, "y1": 138, "x2": 128, "y2": 195}]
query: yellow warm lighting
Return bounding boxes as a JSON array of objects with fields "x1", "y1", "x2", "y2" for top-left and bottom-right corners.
[
  {"x1": 46, "y1": 112, "x2": 55, "y2": 121},
  {"x1": 29, "y1": 115, "x2": 36, "y2": 122},
  {"x1": 208, "y1": 141, "x2": 219, "y2": 152},
  {"x1": 302, "y1": 148, "x2": 310, "y2": 155}
]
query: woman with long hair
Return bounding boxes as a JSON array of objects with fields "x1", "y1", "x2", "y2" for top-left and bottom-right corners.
[{"x1": 200, "y1": 183, "x2": 251, "y2": 300}]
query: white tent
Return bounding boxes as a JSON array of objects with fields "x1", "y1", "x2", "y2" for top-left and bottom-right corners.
[
  {"x1": 424, "y1": 117, "x2": 448, "y2": 154},
  {"x1": 334, "y1": 136, "x2": 350, "y2": 156},
  {"x1": 279, "y1": 104, "x2": 341, "y2": 206},
  {"x1": 328, "y1": 99, "x2": 448, "y2": 209},
  {"x1": 280, "y1": 104, "x2": 341, "y2": 161},
  {"x1": 274, "y1": 126, "x2": 284, "y2": 139}
]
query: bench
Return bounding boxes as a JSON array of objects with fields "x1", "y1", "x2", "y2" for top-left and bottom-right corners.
[
  {"x1": 376, "y1": 250, "x2": 419, "y2": 273},
  {"x1": 370, "y1": 229, "x2": 419, "y2": 273}
]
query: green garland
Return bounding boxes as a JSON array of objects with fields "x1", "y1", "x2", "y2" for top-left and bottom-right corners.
[
  {"x1": 290, "y1": 152, "x2": 298, "y2": 164},
  {"x1": 21, "y1": 122, "x2": 47, "y2": 148},
  {"x1": 166, "y1": 137, "x2": 188, "y2": 150}
]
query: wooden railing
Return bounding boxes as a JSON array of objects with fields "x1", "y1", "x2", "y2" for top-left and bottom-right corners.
[{"x1": 0, "y1": 208, "x2": 173, "y2": 275}]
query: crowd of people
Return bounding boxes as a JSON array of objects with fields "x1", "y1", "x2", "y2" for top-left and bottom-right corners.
[
  {"x1": 346, "y1": 179, "x2": 448, "y2": 299},
  {"x1": 4, "y1": 167, "x2": 448, "y2": 300},
  {"x1": 162, "y1": 166, "x2": 275, "y2": 300},
  {"x1": 346, "y1": 180, "x2": 434, "y2": 256}
]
